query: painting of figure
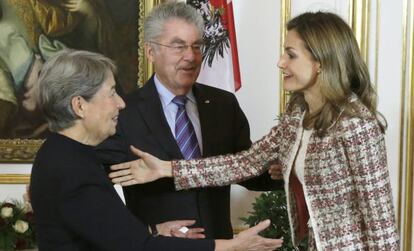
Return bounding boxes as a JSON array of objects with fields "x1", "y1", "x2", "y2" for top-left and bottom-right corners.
[{"x1": 0, "y1": 0, "x2": 142, "y2": 161}]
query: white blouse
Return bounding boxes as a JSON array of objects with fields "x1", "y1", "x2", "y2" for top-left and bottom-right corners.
[{"x1": 294, "y1": 128, "x2": 313, "y2": 185}]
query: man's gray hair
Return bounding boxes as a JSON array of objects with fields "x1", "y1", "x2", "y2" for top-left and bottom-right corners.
[
  {"x1": 36, "y1": 49, "x2": 117, "y2": 132},
  {"x1": 144, "y1": 1, "x2": 204, "y2": 42}
]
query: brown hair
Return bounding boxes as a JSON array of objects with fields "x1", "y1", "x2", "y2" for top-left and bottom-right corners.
[{"x1": 286, "y1": 12, "x2": 385, "y2": 135}]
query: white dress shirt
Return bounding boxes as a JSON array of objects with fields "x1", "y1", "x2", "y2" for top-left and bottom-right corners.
[{"x1": 154, "y1": 74, "x2": 203, "y2": 154}]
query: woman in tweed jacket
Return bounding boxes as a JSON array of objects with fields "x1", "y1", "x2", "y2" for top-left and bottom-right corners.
[{"x1": 110, "y1": 12, "x2": 399, "y2": 250}]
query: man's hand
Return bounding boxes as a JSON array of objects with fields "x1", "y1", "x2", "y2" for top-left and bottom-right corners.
[
  {"x1": 156, "y1": 220, "x2": 205, "y2": 239},
  {"x1": 268, "y1": 163, "x2": 284, "y2": 180}
]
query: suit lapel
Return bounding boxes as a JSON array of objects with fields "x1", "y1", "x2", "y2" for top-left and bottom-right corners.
[
  {"x1": 193, "y1": 84, "x2": 216, "y2": 157},
  {"x1": 137, "y1": 77, "x2": 183, "y2": 159}
]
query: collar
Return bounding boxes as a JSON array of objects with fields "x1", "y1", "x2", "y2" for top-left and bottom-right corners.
[{"x1": 154, "y1": 74, "x2": 196, "y2": 107}]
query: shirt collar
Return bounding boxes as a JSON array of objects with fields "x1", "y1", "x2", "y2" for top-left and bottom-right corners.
[{"x1": 154, "y1": 74, "x2": 196, "y2": 106}]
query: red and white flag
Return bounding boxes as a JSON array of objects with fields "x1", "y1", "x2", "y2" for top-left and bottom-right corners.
[{"x1": 188, "y1": 0, "x2": 241, "y2": 92}]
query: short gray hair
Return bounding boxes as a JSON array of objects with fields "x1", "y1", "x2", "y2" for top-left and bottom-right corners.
[
  {"x1": 144, "y1": 1, "x2": 204, "y2": 42},
  {"x1": 36, "y1": 49, "x2": 117, "y2": 132}
]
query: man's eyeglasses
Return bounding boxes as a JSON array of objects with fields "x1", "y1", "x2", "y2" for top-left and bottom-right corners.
[{"x1": 150, "y1": 41, "x2": 204, "y2": 54}]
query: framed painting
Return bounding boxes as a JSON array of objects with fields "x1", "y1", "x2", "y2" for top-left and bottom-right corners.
[{"x1": 0, "y1": 0, "x2": 159, "y2": 162}]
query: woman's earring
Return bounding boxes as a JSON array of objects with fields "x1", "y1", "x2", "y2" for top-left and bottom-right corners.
[{"x1": 317, "y1": 69, "x2": 321, "y2": 74}]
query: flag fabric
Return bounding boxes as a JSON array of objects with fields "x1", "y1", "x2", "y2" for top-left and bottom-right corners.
[{"x1": 187, "y1": 0, "x2": 241, "y2": 92}]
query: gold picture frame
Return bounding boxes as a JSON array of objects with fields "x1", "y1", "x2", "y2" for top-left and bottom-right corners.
[
  {"x1": 0, "y1": 0, "x2": 159, "y2": 163},
  {"x1": 0, "y1": 174, "x2": 30, "y2": 184}
]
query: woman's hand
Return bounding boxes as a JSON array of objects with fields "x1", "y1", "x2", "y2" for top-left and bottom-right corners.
[
  {"x1": 215, "y1": 220, "x2": 283, "y2": 251},
  {"x1": 156, "y1": 220, "x2": 205, "y2": 239},
  {"x1": 109, "y1": 146, "x2": 173, "y2": 186}
]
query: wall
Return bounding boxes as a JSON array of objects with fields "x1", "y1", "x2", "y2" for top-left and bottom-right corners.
[
  {"x1": 228, "y1": 0, "x2": 283, "y2": 228},
  {"x1": 0, "y1": 164, "x2": 31, "y2": 200}
]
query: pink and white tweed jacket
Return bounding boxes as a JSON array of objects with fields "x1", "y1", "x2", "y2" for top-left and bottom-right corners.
[{"x1": 172, "y1": 98, "x2": 399, "y2": 250}]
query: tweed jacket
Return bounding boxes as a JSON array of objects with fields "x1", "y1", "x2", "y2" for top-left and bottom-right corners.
[{"x1": 172, "y1": 97, "x2": 399, "y2": 250}]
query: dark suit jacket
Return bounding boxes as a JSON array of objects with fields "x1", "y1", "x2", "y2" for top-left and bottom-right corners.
[
  {"x1": 30, "y1": 133, "x2": 213, "y2": 251},
  {"x1": 97, "y1": 76, "x2": 282, "y2": 239}
]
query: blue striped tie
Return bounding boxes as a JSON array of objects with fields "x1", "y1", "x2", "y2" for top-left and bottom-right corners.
[{"x1": 172, "y1": 96, "x2": 201, "y2": 160}]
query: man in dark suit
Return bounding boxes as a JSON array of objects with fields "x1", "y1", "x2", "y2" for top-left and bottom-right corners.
[{"x1": 97, "y1": 2, "x2": 282, "y2": 239}]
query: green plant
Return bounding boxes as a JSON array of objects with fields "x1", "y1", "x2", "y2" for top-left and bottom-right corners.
[
  {"x1": 240, "y1": 190, "x2": 307, "y2": 251},
  {"x1": 0, "y1": 200, "x2": 36, "y2": 251}
]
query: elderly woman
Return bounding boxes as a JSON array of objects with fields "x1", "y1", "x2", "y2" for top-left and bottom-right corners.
[
  {"x1": 29, "y1": 49, "x2": 282, "y2": 251},
  {"x1": 110, "y1": 12, "x2": 399, "y2": 250}
]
